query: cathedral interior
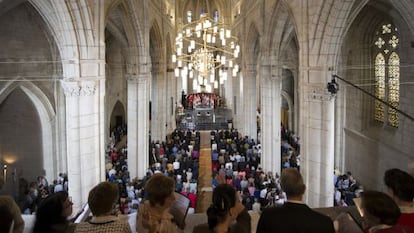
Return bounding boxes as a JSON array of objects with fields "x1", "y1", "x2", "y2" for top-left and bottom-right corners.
[{"x1": 0, "y1": 0, "x2": 414, "y2": 214}]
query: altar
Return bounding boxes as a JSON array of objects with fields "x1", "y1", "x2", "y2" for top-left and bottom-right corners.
[{"x1": 176, "y1": 92, "x2": 232, "y2": 130}]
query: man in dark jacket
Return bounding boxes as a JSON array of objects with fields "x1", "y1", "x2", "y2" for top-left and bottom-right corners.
[{"x1": 256, "y1": 168, "x2": 335, "y2": 233}]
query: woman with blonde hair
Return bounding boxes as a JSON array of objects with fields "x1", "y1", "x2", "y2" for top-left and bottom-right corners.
[{"x1": 136, "y1": 174, "x2": 179, "y2": 233}]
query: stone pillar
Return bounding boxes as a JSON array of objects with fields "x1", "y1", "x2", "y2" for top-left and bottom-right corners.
[
  {"x1": 127, "y1": 74, "x2": 150, "y2": 179},
  {"x1": 242, "y1": 66, "x2": 257, "y2": 138},
  {"x1": 301, "y1": 84, "x2": 335, "y2": 207},
  {"x1": 260, "y1": 65, "x2": 281, "y2": 174},
  {"x1": 151, "y1": 69, "x2": 166, "y2": 141},
  {"x1": 61, "y1": 80, "x2": 104, "y2": 210},
  {"x1": 166, "y1": 69, "x2": 176, "y2": 132},
  {"x1": 223, "y1": 70, "x2": 233, "y2": 109}
]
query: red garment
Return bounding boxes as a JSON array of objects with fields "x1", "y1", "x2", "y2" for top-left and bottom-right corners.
[
  {"x1": 370, "y1": 225, "x2": 414, "y2": 233},
  {"x1": 159, "y1": 147, "x2": 165, "y2": 156},
  {"x1": 398, "y1": 213, "x2": 414, "y2": 229},
  {"x1": 188, "y1": 193, "x2": 197, "y2": 208},
  {"x1": 111, "y1": 151, "x2": 118, "y2": 162}
]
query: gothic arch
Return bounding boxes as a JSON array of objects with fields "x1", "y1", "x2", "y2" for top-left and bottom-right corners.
[
  {"x1": 267, "y1": 1, "x2": 297, "y2": 59},
  {"x1": 245, "y1": 22, "x2": 261, "y2": 66},
  {"x1": 0, "y1": 80, "x2": 56, "y2": 181},
  {"x1": 149, "y1": 20, "x2": 164, "y2": 68},
  {"x1": 109, "y1": 100, "x2": 126, "y2": 131}
]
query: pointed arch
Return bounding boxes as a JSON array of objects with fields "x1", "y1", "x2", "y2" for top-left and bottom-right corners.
[
  {"x1": 149, "y1": 20, "x2": 164, "y2": 68},
  {"x1": 267, "y1": 1, "x2": 297, "y2": 59},
  {"x1": 0, "y1": 80, "x2": 56, "y2": 180},
  {"x1": 110, "y1": 100, "x2": 126, "y2": 130},
  {"x1": 373, "y1": 21, "x2": 400, "y2": 127},
  {"x1": 245, "y1": 22, "x2": 260, "y2": 66}
]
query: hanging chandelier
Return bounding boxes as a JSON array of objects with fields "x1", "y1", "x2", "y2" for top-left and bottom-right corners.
[{"x1": 172, "y1": 11, "x2": 240, "y2": 93}]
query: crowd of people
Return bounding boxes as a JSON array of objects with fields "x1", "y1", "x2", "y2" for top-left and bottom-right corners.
[
  {"x1": 208, "y1": 128, "x2": 303, "y2": 212},
  {"x1": 1, "y1": 124, "x2": 414, "y2": 233},
  {"x1": 12, "y1": 173, "x2": 69, "y2": 215},
  {"x1": 103, "y1": 128, "x2": 202, "y2": 216},
  {"x1": 334, "y1": 170, "x2": 364, "y2": 207}
]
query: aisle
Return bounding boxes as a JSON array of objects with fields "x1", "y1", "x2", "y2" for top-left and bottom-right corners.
[{"x1": 195, "y1": 131, "x2": 212, "y2": 213}]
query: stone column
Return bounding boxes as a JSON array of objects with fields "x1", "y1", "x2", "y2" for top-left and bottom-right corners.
[
  {"x1": 61, "y1": 80, "x2": 104, "y2": 210},
  {"x1": 223, "y1": 70, "x2": 233, "y2": 109},
  {"x1": 242, "y1": 66, "x2": 257, "y2": 138},
  {"x1": 166, "y1": 69, "x2": 176, "y2": 132},
  {"x1": 301, "y1": 84, "x2": 335, "y2": 207},
  {"x1": 260, "y1": 65, "x2": 281, "y2": 174},
  {"x1": 151, "y1": 69, "x2": 166, "y2": 141},
  {"x1": 127, "y1": 74, "x2": 150, "y2": 179}
]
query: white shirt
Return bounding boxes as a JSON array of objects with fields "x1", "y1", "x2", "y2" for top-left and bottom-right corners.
[
  {"x1": 189, "y1": 182, "x2": 197, "y2": 193},
  {"x1": 54, "y1": 184, "x2": 63, "y2": 193},
  {"x1": 186, "y1": 171, "x2": 193, "y2": 181},
  {"x1": 260, "y1": 188, "x2": 268, "y2": 199},
  {"x1": 108, "y1": 168, "x2": 116, "y2": 177},
  {"x1": 173, "y1": 161, "x2": 180, "y2": 170},
  {"x1": 252, "y1": 202, "x2": 261, "y2": 212}
]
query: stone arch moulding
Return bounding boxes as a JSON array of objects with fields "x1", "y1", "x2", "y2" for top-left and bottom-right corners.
[
  {"x1": 0, "y1": 79, "x2": 57, "y2": 181},
  {"x1": 267, "y1": 1, "x2": 297, "y2": 50},
  {"x1": 245, "y1": 22, "x2": 261, "y2": 66},
  {"x1": 109, "y1": 100, "x2": 126, "y2": 130},
  {"x1": 149, "y1": 19, "x2": 164, "y2": 62}
]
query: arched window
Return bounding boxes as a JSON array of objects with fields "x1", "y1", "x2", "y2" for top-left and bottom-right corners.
[{"x1": 374, "y1": 23, "x2": 399, "y2": 127}]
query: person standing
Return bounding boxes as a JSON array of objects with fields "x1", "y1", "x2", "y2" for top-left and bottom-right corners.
[{"x1": 256, "y1": 168, "x2": 335, "y2": 233}]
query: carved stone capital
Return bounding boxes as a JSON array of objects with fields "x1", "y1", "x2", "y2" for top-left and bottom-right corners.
[{"x1": 61, "y1": 80, "x2": 97, "y2": 97}]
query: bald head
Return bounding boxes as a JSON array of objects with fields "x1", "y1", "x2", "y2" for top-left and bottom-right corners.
[{"x1": 281, "y1": 168, "x2": 306, "y2": 199}]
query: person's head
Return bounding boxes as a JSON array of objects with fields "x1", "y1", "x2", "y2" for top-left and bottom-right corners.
[
  {"x1": 207, "y1": 184, "x2": 243, "y2": 229},
  {"x1": 361, "y1": 190, "x2": 401, "y2": 227},
  {"x1": 33, "y1": 191, "x2": 72, "y2": 233},
  {"x1": 280, "y1": 168, "x2": 305, "y2": 199},
  {"x1": 384, "y1": 168, "x2": 414, "y2": 203},
  {"x1": 88, "y1": 181, "x2": 119, "y2": 216},
  {"x1": 145, "y1": 173, "x2": 175, "y2": 208}
]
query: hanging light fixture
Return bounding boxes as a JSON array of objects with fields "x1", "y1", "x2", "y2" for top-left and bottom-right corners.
[{"x1": 172, "y1": 10, "x2": 239, "y2": 93}]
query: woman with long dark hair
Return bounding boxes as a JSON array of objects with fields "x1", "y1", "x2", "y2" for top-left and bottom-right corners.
[
  {"x1": 193, "y1": 184, "x2": 250, "y2": 233},
  {"x1": 33, "y1": 191, "x2": 75, "y2": 233}
]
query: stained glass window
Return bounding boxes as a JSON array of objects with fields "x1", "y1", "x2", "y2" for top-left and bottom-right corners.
[
  {"x1": 375, "y1": 54, "x2": 385, "y2": 122},
  {"x1": 374, "y1": 23, "x2": 399, "y2": 127},
  {"x1": 388, "y1": 52, "x2": 400, "y2": 127}
]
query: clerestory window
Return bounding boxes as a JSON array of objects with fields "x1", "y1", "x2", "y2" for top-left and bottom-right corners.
[{"x1": 374, "y1": 23, "x2": 400, "y2": 127}]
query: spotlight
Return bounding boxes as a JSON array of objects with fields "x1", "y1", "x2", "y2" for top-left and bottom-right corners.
[{"x1": 327, "y1": 77, "x2": 339, "y2": 95}]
